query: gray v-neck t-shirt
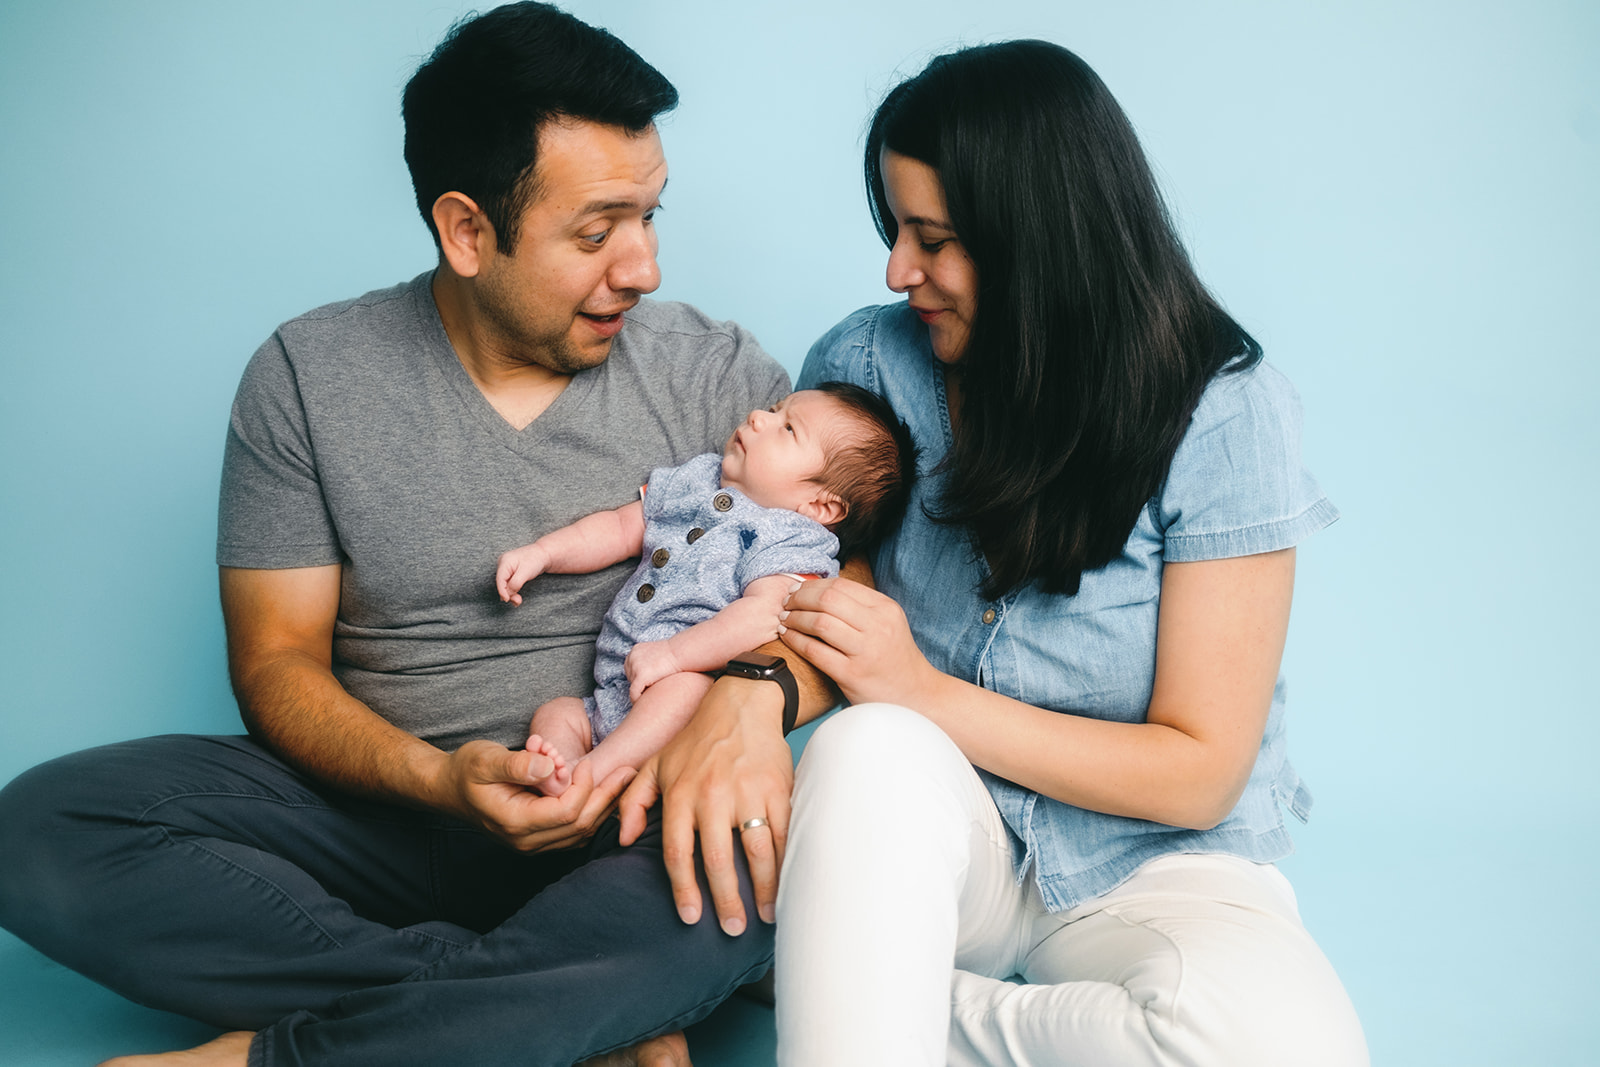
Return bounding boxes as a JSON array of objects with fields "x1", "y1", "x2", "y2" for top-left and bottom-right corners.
[{"x1": 218, "y1": 273, "x2": 790, "y2": 750}]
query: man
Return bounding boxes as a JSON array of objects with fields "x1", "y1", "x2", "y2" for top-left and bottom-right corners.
[{"x1": 0, "y1": 4, "x2": 823, "y2": 1064}]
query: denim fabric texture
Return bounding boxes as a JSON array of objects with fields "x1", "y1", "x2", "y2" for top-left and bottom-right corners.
[
  {"x1": 0, "y1": 735, "x2": 774, "y2": 1067},
  {"x1": 798, "y1": 303, "x2": 1339, "y2": 912}
]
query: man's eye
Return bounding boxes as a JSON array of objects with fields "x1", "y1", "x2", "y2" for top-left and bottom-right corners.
[{"x1": 581, "y1": 230, "x2": 609, "y2": 246}]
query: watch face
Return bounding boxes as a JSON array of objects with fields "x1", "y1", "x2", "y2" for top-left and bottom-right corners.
[{"x1": 728, "y1": 651, "x2": 784, "y2": 673}]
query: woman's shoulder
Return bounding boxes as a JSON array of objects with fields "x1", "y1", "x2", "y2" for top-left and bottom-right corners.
[
  {"x1": 1160, "y1": 359, "x2": 1335, "y2": 560},
  {"x1": 799, "y1": 303, "x2": 927, "y2": 391},
  {"x1": 1190, "y1": 358, "x2": 1304, "y2": 435}
]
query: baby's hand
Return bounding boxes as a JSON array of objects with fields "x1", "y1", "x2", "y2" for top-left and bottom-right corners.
[
  {"x1": 624, "y1": 640, "x2": 682, "y2": 702},
  {"x1": 496, "y1": 543, "x2": 552, "y2": 605}
]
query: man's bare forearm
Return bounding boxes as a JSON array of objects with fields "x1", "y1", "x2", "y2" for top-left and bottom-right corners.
[
  {"x1": 744, "y1": 636, "x2": 839, "y2": 731},
  {"x1": 232, "y1": 646, "x2": 453, "y2": 812},
  {"x1": 221, "y1": 565, "x2": 454, "y2": 815},
  {"x1": 222, "y1": 566, "x2": 603, "y2": 853}
]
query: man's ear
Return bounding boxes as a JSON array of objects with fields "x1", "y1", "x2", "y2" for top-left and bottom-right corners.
[
  {"x1": 432, "y1": 192, "x2": 495, "y2": 278},
  {"x1": 797, "y1": 489, "x2": 848, "y2": 529}
]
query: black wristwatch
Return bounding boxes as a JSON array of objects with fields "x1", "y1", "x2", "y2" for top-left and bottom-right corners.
[{"x1": 719, "y1": 651, "x2": 799, "y2": 735}]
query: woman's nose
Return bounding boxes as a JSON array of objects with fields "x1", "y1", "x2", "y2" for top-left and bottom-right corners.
[{"x1": 885, "y1": 236, "x2": 924, "y2": 293}]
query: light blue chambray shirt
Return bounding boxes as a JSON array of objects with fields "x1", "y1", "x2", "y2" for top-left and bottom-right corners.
[{"x1": 798, "y1": 303, "x2": 1338, "y2": 912}]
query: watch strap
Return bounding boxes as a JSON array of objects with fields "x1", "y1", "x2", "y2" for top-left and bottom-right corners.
[{"x1": 719, "y1": 657, "x2": 799, "y2": 735}]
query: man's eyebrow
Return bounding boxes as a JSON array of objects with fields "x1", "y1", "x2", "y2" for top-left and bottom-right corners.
[
  {"x1": 576, "y1": 177, "x2": 669, "y2": 217},
  {"x1": 577, "y1": 198, "x2": 641, "y2": 215}
]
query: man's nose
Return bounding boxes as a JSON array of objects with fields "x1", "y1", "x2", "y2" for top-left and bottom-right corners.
[{"x1": 609, "y1": 224, "x2": 661, "y2": 295}]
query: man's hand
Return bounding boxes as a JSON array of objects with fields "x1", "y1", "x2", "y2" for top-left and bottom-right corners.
[
  {"x1": 496, "y1": 543, "x2": 552, "y2": 605},
  {"x1": 440, "y1": 740, "x2": 634, "y2": 852},
  {"x1": 617, "y1": 677, "x2": 794, "y2": 935},
  {"x1": 624, "y1": 640, "x2": 681, "y2": 702}
]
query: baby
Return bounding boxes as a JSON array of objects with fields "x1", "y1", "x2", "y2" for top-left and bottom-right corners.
[{"x1": 496, "y1": 382, "x2": 914, "y2": 796}]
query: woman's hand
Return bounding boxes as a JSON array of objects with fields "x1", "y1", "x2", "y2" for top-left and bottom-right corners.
[{"x1": 778, "y1": 577, "x2": 940, "y2": 708}]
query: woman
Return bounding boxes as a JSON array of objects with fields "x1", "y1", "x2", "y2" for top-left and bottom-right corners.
[{"x1": 775, "y1": 40, "x2": 1368, "y2": 1066}]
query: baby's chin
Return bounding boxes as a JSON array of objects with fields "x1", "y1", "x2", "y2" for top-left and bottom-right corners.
[{"x1": 717, "y1": 463, "x2": 783, "y2": 512}]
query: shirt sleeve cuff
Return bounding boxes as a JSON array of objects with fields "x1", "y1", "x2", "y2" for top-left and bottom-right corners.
[{"x1": 1161, "y1": 497, "x2": 1339, "y2": 563}]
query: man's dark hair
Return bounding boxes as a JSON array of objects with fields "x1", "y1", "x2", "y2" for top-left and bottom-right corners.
[
  {"x1": 810, "y1": 382, "x2": 918, "y2": 559},
  {"x1": 865, "y1": 40, "x2": 1262, "y2": 599},
  {"x1": 402, "y1": 2, "x2": 678, "y2": 254}
]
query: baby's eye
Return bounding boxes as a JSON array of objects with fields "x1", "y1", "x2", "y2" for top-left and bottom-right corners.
[{"x1": 785, "y1": 422, "x2": 794, "y2": 433}]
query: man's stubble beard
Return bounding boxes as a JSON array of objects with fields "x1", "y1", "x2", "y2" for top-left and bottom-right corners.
[{"x1": 479, "y1": 295, "x2": 614, "y2": 376}]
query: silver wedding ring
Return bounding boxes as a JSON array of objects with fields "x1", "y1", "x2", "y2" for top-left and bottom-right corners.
[{"x1": 739, "y1": 817, "x2": 769, "y2": 832}]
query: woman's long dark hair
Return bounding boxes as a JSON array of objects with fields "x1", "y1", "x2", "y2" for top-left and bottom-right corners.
[{"x1": 866, "y1": 41, "x2": 1261, "y2": 599}]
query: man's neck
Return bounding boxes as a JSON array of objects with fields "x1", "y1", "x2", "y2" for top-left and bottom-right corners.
[{"x1": 431, "y1": 269, "x2": 570, "y2": 431}]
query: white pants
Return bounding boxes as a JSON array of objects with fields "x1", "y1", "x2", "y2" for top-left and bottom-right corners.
[{"x1": 775, "y1": 703, "x2": 1369, "y2": 1067}]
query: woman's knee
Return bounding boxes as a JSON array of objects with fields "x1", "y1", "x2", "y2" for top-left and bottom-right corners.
[
  {"x1": 1019, "y1": 901, "x2": 1367, "y2": 1067},
  {"x1": 790, "y1": 703, "x2": 988, "y2": 854},
  {"x1": 800, "y1": 702, "x2": 967, "y2": 782}
]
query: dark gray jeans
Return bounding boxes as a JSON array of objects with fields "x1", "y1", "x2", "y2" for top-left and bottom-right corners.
[{"x1": 0, "y1": 734, "x2": 773, "y2": 1066}]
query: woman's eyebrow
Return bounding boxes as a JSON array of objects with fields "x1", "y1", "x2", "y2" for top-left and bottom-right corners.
[{"x1": 902, "y1": 213, "x2": 956, "y2": 232}]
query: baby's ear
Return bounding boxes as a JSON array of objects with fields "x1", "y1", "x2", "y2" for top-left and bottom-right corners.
[{"x1": 798, "y1": 489, "x2": 848, "y2": 528}]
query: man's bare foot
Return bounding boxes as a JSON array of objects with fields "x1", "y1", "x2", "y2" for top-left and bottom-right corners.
[
  {"x1": 98, "y1": 1030, "x2": 254, "y2": 1067},
  {"x1": 577, "y1": 1029, "x2": 691, "y2": 1067}
]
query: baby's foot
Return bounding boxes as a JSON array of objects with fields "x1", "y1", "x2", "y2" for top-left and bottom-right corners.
[{"x1": 525, "y1": 734, "x2": 573, "y2": 797}]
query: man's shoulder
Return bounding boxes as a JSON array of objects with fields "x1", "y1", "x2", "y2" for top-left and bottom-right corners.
[
  {"x1": 275, "y1": 273, "x2": 432, "y2": 346},
  {"x1": 621, "y1": 297, "x2": 746, "y2": 345},
  {"x1": 612, "y1": 298, "x2": 788, "y2": 401}
]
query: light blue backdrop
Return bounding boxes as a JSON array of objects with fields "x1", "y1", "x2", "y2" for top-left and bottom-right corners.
[{"x1": 1, "y1": 2, "x2": 1595, "y2": 1064}]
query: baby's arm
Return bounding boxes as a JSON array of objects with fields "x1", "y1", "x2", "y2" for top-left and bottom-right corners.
[
  {"x1": 592, "y1": 575, "x2": 802, "y2": 782},
  {"x1": 624, "y1": 572, "x2": 800, "y2": 700},
  {"x1": 496, "y1": 500, "x2": 646, "y2": 605}
]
